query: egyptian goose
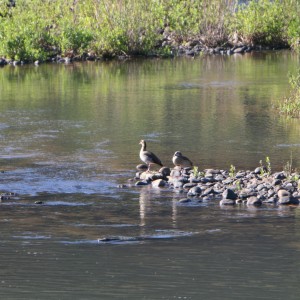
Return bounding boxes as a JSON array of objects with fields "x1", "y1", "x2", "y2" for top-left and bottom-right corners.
[
  {"x1": 172, "y1": 151, "x2": 193, "y2": 168},
  {"x1": 139, "y1": 140, "x2": 163, "y2": 171}
]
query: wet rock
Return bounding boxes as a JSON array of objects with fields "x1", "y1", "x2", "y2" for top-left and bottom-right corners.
[
  {"x1": 183, "y1": 182, "x2": 198, "y2": 189},
  {"x1": 223, "y1": 178, "x2": 234, "y2": 185},
  {"x1": 263, "y1": 197, "x2": 277, "y2": 204},
  {"x1": 272, "y1": 179, "x2": 282, "y2": 186},
  {"x1": 13, "y1": 60, "x2": 21, "y2": 66},
  {"x1": 247, "y1": 196, "x2": 262, "y2": 206},
  {"x1": 233, "y1": 46, "x2": 246, "y2": 54},
  {"x1": 160, "y1": 167, "x2": 171, "y2": 177},
  {"x1": 254, "y1": 166, "x2": 267, "y2": 175},
  {"x1": 202, "y1": 187, "x2": 214, "y2": 196},
  {"x1": 274, "y1": 172, "x2": 286, "y2": 180},
  {"x1": 170, "y1": 169, "x2": 181, "y2": 177},
  {"x1": 178, "y1": 198, "x2": 193, "y2": 203},
  {"x1": 291, "y1": 198, "x2": 300, "y2": 205},
  {"x1": 283, "y1": 182, "x2": 294, "y2": 192},
  {"x1": 181, "y1": 167, "x2": 193, "y2": 176},
  {"x1": 200, "y1": 177, "x2": 213, "y2": 184},
  {"x1": 187, "y1": 186, "x2": 202, "y2": 197},
  {"x1": 267, "y1": 189, "x2": 275, "y2": 198},
  {"x1": 140, "y1": 172, "x2": 163, "y2": 181},
  {"x1": 205, "y1": 169, "x2": 220, "y2": 175},
  {"x1": 129, "y1": 161, "x2": 300, "y2": 207},
  {"x1": 222, "y1": 188, "x2": 238, "y2": 200},
  {"x1": 236, "y1": 171, "x2": 246, "y2": 178},
  {"x1": 188, "y1": 175, "x2": 201, "y2": 183},
  {"x1": 220, "y1": 199, "x2": 235, "y2": 206},
  {"x1": 171, "y1": 178, "x2": 184, "y2": 189},
  {"x1": 256, "y1": 183, "x2": 265, "y2": 191},
  {"x1": 239, "y1": 188, "x2": 256, "y2": 199},
  {"x1": 214, "y1": 174, "x2": 225, "y2": 181},
  {"x1": 277, "y1": 189, "x2": 291, "y2": 204},
  {"x1": 135, "y1": 180, "x2": 150, "y2": 186},
  {"x1": 152, "y1": 179, "x2": 167, "y2": 188},
  {"x1": 136, "y1": 164, "x2": 148, "y2": 172},
  {"x1": 0, "y1": 58, "x2": 7, "y2": 66}
]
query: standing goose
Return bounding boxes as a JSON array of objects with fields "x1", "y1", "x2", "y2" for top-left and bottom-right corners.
[
  {"x1": 139, "y1": 140, "x2": 163, "y2": 171},
  {"x1": 172, "y1": 151, "x2": 193, "y2": 168}
]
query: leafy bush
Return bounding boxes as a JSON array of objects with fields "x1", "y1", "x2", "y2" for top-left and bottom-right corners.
[
  {"x1": 276, "y1": 70, "x2": 300, "y2": 118},
  {"x1": 287, "y1": 18, "x2": 300, "y2": 49},
  {"x1": 232, "y1": 0, "x2": 288, "y2": 47}
]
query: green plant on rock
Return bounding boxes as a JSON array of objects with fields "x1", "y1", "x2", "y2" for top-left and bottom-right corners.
[
  {"x1": 235, "y1": 179, "x2": 242, "y2": 191},
  {"x1": 192, "y1": 166, "x2": 199, "y2": 178},
  {"x1": 290, "y1": 173, "x2": 300, "y2": 182},
  {"x1": 283, "y1": 152, "x2": 294, "y2": 178},
  {"x1": 259, "y1": 156, "x2": 272, "y2": 176},
  {"x1": 229, "y1": 164, "x2": 236, "y2": 178},
  {"x1": 192, "y1": 166, "x2": 204, "y2": 178}
]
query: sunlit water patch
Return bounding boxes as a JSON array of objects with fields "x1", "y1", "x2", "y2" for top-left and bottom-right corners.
[
  {"x1": 12, "y1": 234, "x2": 52, "y2": 240},
  {"x1": 73, "y1": 223, "x2": 137, "y2": 228},
  {"x1": 0, "y1": 168, "x2": 116, "y2": 195},
  {"x1": 41, "y1": 200, "x2": 91, "y2": 206},
  {"x1": 61, "y1": 230, "x2": 195, "y2": 246},
  {"x1": 276, "y1": 143, "x2": 300, "y2": 148}
]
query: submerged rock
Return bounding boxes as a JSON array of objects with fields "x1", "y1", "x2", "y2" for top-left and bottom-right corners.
[
  {"x1": 220, "y1": 199, "x2": 235, "y2": 206},
  {"x1": 152, "y1": 179, "x2": 167, "y2": 188},
  {"x1": 135, "y1": 180, "x2": 150, "y2": 186}
]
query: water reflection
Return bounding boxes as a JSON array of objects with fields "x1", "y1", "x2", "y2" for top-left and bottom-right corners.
[{"x1": 139, "y1": 187, "x2": 149, "y2": 228}]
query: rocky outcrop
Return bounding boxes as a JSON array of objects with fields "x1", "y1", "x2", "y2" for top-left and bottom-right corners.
[{"x1": 127, "y1": 164, "x2": 300, "y2": 207}]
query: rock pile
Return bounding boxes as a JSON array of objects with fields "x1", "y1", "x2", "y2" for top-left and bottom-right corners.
[{"x1": 128, "y1": 164, "x2": 300, "y2": 206}]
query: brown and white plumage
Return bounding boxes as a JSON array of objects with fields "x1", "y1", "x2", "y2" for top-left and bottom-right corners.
[
  {"x1": 139, "y1": 140, "x2": 163, "y2": 171},
  {"x1": 172, "y1": 151, "x2": 193, "y2": 168}
]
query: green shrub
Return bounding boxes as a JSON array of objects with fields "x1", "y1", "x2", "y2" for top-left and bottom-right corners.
[
  {"x1": 89, "y1": 0, "x2": 165, "y2": 57},
  {"x1": 276, "y1": 70, "x2": 300, "y2": 117},
  {"x1": 232, "y1": 0, "x2": 288, "y2": 47},
  {"x1": 287, "y1": 18, "x2": 300, "y2": 49}
]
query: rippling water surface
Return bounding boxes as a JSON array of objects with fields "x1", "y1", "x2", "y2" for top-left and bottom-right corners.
[{"x1": 1, "y1": 51, "x2": 300, "y2": 299}]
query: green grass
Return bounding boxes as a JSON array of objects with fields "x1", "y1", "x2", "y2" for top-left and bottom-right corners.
[{"x1": 0, "y1": 0, "x2": 299, "y2": 61}]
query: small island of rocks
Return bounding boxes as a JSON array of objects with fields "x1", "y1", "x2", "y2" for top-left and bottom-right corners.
[{"x1": 122, "y1": 163, "x2": 300, "y2": 207}]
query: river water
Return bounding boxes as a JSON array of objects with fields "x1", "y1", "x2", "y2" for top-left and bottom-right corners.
[{"x1": 1, "y1": 51, "x2": 300, "y2": 299}]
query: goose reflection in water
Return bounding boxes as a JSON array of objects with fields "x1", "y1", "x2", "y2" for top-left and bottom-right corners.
[{"x1": 138, "y1": 187, "x2": 178, "y2": 231}]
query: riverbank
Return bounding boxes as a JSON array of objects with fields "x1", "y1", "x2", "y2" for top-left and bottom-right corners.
[
  {"x1": 0, "y1": 42, "x2": 285, "y2": 67},
  {"x1": 0, "y1": 0, "x2": 298, "y2": 63},
  {"x1": 123, "y1": 163, "x2": 300, "y2": 207}
]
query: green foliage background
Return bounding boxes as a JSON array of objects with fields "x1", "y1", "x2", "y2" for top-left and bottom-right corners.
[{"x1": 0, "y1": 0, "x2": 299, "y2": 61}]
